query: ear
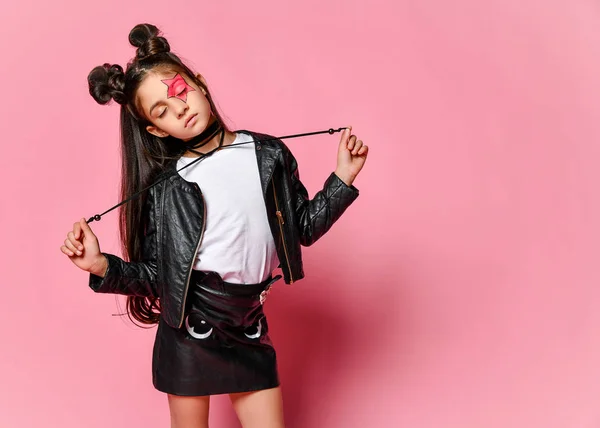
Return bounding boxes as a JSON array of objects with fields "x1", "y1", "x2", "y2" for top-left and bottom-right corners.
[
  {"x1": 195, "y1": 73, "x2": 208, "y2": 95},
  {"x1": 146, "y1": 125, "x2": 169, "y2": 138},
  {"x1": 195, "y1": 73, "x2": 208, "y2": 87}
]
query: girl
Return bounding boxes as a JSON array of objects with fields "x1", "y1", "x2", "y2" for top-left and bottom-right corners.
[{"x1": 60, "y1": 23, "x2": 368, "y2": 428}]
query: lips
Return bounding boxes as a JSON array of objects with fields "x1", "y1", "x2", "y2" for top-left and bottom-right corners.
[{"x1": 185, "y1": 113, "x2": 198, "y2": 128}]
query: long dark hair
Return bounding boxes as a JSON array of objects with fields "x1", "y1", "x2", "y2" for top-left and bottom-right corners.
[{"x1": 87, "y1": 23, "x2": 230, "y2": 327}]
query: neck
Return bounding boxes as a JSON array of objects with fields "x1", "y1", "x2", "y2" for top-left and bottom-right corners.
[{"x1": 180, "y1": 120, "x2": 236, "y2": 157}]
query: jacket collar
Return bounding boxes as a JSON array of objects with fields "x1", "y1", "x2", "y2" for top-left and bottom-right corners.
[{"x1": 162, "y1": 129, "x2": 281, "y2": 195}]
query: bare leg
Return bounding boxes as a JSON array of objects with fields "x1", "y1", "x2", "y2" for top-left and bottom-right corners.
[
  {"x1": 229, "y1": 386, "x2": 285, "y2": 428},
  {"x1": 167, "y1": 394, "x2": 211, "y2": 428}
]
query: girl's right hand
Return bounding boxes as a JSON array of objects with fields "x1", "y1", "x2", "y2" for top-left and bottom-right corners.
[{"x1": 60, "y1": 218, "x2": 107, "y2": 276}]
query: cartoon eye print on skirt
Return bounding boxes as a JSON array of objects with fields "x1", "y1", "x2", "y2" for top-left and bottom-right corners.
[
  {"x1": 185, "y1": 313, "x2": 213, "y2": 340},
  {"x1": 244, "y1": 318, "x2": 263, "y2": 339}
]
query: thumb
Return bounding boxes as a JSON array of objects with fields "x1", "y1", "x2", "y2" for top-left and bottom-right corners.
[{"x1": 79, "y1": 217, "x2": 96, "y2": 239}]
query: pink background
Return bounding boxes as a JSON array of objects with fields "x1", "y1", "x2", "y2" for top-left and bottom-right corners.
[{"x1": 2, "y1": 0, "x2": 600, "y2": 427}]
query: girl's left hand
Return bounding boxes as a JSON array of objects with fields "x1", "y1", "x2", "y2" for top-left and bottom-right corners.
[{"x1": 334, "y1": 126, "x2": 369, "y2": 186}]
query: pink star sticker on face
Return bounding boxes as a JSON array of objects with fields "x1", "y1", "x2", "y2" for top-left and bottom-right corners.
[{"x1": 161, "y1": 73, "x2": 196, "y2": 102}]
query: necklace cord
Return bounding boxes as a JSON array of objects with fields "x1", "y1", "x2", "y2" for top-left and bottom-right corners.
[{"x1": 86, "y1": 127, "x2": 345, "y2": 223}]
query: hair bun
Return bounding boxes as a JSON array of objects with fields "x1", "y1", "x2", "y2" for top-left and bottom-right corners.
[
  {"x1": 129, "y1": 23, "x2": 170, "y2": 60},
  {"x1": 87, "y1": 63, "x2": 127, "y2": 105}
]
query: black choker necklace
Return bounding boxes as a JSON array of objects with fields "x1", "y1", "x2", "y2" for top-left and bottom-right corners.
[
  {"x1": 181, "y1": 119, "x2": 223, "y2": 151},
  {"x1": 186, "y1": 125, "x2": 226, "y2": 157}
]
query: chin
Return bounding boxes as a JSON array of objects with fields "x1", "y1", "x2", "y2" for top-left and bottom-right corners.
[{"x1": 194, "y1": 116, "x2": 211, "y2": 132}]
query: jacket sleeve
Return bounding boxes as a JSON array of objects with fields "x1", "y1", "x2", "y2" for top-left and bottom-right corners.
[
  {"x1": 280, "y1": 140, "x2": 360, "y2": 247},
  {"x1": 88, "y1": 186, "x2": 159, "y2": 298}
]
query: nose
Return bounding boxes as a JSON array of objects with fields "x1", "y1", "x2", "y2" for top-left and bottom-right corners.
[{"x1": 175, "y1": 102, "x2": 188, "y2": 119}]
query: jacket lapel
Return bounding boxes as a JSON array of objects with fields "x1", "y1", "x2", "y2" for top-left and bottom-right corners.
[{"x1": 237, "y1": 129, "x2": 280, "y2": 195}]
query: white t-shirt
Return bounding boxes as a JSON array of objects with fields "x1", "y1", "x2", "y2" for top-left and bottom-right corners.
[{"x1": 176, "y1": 132, "x2": 280, "y2": 284}]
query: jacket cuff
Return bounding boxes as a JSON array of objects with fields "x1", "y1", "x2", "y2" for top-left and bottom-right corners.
[
  {"x1": 330, "y1": 172, "x2": 360, "y2": 196},
  {"x1": 88, "y1": 253, "x2": 112, "y2": 293}
]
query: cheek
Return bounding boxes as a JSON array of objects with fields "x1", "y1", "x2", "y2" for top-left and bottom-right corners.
[{"x1": 190, "y1": 91, "x2": 212, "y2": 113}]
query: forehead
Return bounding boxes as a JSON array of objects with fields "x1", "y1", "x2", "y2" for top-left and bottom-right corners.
[{"x1": 137, "y1": 70, "x2": 192, "y2": 105}]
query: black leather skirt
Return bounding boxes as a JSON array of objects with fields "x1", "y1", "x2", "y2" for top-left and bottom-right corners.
[{"x1": 152, "y1": 270, "x2": 282, "y2": 396}]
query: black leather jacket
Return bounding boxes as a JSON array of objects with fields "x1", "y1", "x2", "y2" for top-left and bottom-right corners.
[{"x1": 88, "y1": 130, "x2": 360, "y2": 329}]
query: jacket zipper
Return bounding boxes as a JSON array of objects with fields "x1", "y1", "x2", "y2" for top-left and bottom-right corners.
[
  {"x1": 178, "y1": 184, "x2": 207, "y2": 329},
  {"x1": 272, "y1": 178, "x2": 294, "y2": 284}
]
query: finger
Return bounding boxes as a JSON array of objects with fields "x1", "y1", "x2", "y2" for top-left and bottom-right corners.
[
  {"x1": 64, "y1": 239, "x2": 80, "y2": 256},
  {"x1": 351, "y1": 140, "x2": 363, "y2": 155},
  {"x1": 60, "y1": 245, "x2": 75, "y2": 257},
  {"x1": 67, "y1": 231, "x2": 83, "y2": 251},
  {"x1": 73, "y1": 221, "x2": 82, "y2": 240},
  {"x1": 358, "y1": 145, "x2": 368, "y2": 156},
  {"x1": 347, "y1": 135, "x2": 357, "y2": 151},
  {"x1": 339, "y1": 126, "x2": 352, "y2": 149}
]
